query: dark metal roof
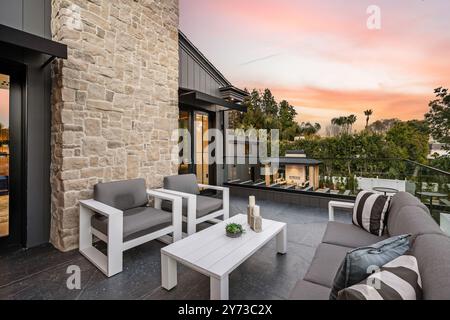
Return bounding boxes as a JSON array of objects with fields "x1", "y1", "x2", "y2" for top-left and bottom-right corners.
[
  {"x1": 0, "y1": 24, "x2": 67, "y2": 63},
  {"x1": 219, "y1": 85, "x2": 249, "y2": 103},
  {"x1": 179, "y1": 88, "x2": 247, "y2": 112},
  {"x1": 179, "y1": 30, "x2": 231, "y2": 87},
  {"x1": 279, "y1": 157, "x2": 322, "y2": 165}
]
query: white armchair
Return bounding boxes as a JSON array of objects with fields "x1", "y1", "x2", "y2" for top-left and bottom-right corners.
[
  {"x1": 158, "y1": 174, "x2": 229, "y2": 236},
  {"x1": 328, "y1": 201, "x2": 355, "y2": 222},
  {"x1": 79, "y1": 179, "x2": 182, "y2": 277}
]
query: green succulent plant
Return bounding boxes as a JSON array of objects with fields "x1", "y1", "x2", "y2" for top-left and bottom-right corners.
[{"x1": 226, "y1": 223, "x2": 245, "y2": 234}]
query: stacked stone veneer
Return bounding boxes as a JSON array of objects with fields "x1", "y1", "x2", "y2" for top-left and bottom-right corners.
[{"x1": 50, "y1": 0, "x2": 179, "y2": 251}]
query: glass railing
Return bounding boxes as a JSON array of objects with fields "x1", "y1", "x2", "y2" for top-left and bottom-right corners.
[{"x1": 224, "y1": 158, "x2": 450, "y2": 222}]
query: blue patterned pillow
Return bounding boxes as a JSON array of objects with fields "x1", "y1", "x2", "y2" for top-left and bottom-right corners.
[{"x1": 329, "y1": 234, "x2": 411, "y2": 300}]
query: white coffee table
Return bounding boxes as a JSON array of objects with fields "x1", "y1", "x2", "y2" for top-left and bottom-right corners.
[{"x1": 160, "y1": 214, "x2": 287, "y2": 300}]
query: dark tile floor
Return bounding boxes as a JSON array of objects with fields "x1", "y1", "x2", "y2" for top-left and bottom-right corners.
[{"x1": 0, "y1": 196, "x2": 351, "y2": 300}]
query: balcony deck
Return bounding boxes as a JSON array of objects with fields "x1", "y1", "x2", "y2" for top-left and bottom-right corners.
[{"x1": 0, "y1": 196, "x2": 351, "y2": 300}]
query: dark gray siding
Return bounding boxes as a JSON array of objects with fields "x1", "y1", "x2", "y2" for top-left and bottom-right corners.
[
  {"x1": 0, "y1": 0, "x2": 52, "y2": 247},
  {"x1": 0, "y1": 0, "x2": 51, "y2": 38},
  {"x1": 179, "y1": 45, "x2": 226, "y2": 98}
]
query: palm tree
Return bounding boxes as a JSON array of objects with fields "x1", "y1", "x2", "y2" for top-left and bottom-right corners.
[
  {"x1": 346, "y1": 115, "x2": 357, "y2": 134},
  {"x1": 331, "y1": 117, "x2": 349, "y2": 134},
  {"x1": 364, "y1": 109, "x2": 373, "y2": 129}
]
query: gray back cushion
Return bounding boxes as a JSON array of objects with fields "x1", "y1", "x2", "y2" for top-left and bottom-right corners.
[
  {"x1": 164, "y1": 174, "x2": 200, "y2": 195},
  {"x1": 388, "y1": 193, "x2": 428, "y2": 228},
  {"x1": 412, "y1": 234, "x2": 450, "y2": 300},
  {"x1": 94, "y1": 179, "x2": 148, "y2": 211},
  {"x1": 387, "y1": 205, "x2": 443, "y2": 237},
  {"x1": 330, "y1": 234, "x2": 411, "y2": 300}
]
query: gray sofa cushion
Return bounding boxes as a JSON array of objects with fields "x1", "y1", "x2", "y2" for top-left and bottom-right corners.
[
  {"x1": 164, "y1": 174, "x2": 200, "y2": 195},
  {"x1": 338, "y1": 255, "x2": 422, "y2": 300},
  {"x1": 412, "y1": 234, "x2": 450, "y2": 300},
  {"x1": 289, "y1": 280, "x2": 330, "y2": 300},
  {"x1": 387, "y1": 192, "x2": 429, "y2": 231},
  {"x1": 161, "y1": 195, "x2": 223, "y2": 218},
  {"x1": 330, "y1": 234, "x2": 411, "y2": 300},
  {"x1": 323, "y1": 221, "x2": 388, "y2": 248},
  {"x1": 303, "y1": 243, "x2": 350, "y2": 288},
  {"x1": 94, "y1": 179, "x2": 148, "y2": 211},
  {"x1": 387, "y1": 205, "x2": 443, "y2": 238},
  {"x1": 352, "y1": 191, "x2": 390, "y2": 236},
  {"x1": 91, "y1": 207, "x2": 172, "y2": 240}
]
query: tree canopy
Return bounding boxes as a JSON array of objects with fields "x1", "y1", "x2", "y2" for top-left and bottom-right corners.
[
  {"x1": 231, "y1": 88, "x2": 320, "y2": 141},
  {"x1": 426, "y1": 87, "x2": 450, "y2": 150}
]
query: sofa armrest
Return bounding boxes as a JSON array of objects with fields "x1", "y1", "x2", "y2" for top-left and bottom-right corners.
[
  {"x1": 328, "y1": 201, "x2": 354, "y2": 222},
  {"x1": 79, "y1": 199, "x2": 123, "y2": 217}
]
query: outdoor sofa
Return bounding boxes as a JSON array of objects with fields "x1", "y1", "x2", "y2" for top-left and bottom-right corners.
[{"x1": 290, "y1": 192, "x2": 450, "y2": 300}]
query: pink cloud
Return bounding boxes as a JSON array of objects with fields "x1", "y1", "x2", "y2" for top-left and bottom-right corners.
[{"x1": 180, "y1": 0, "x2": 450, "y2": 128}]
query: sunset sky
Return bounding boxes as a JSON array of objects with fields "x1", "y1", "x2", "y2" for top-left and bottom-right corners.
[{"x1": 179, "y1": 0, "x2": 450, "y2": 131}]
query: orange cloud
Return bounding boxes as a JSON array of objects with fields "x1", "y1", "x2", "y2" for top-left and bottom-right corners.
[
  {"x1": 265, "y1": 86, "x2": 433, "y2": 130},
  {"x1": 180, "y1": 0, "x2": 450, "y2": 130}
]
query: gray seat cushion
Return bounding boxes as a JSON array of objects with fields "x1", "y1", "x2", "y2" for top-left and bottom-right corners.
[
  {"x1": 303, "y1": 243, "x2": 350, "y2": 288},
  {"x1": 94, "y1": 179, "x2": 148, "y2": 211},
  {"x1": 161, "y1": 195, "x2": 223, "y2": 218},
  {"x1": 91, "y1": 207, "x2": 172, "y2": 240},
  {"x1": 387, "y1": 205, "x2": 443, "y2": 238},
  {"x1": 412, "y1": 234, "x2": 450, "y2": 300},
  {"x1": 164, "y1": 174, "x2": 200, "y2": 195},
  {"x1": 322, "y1": 221, "x2": 388, "y2": 248},
  {"x1": 289, "y1": 280, "x2": 330, "y2": 300}
]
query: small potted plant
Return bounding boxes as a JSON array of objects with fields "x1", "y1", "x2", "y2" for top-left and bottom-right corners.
[{"x1": 226, "y1": 223, "x2": 245, "y2": 238}]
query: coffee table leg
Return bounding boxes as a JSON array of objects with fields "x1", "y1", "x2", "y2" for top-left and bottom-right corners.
[
  {"x1": 161, "y1": 253, "x2": 177, "y2": 290},
  {"x1": 277, "y1": 225, "x2": 287, "y2": 254},
  {"x1": 210, "y1": 275, "x2": 229, "y2": 300}
]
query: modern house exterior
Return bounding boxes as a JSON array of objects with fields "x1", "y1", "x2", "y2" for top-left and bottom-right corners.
[{"x1": 0, "y1": 0, "x2": 246, "y2": 253}]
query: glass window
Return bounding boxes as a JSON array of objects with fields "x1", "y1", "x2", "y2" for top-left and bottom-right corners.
[{"x1": 0, "y1": 73, "x2": 10, "y2": 238}]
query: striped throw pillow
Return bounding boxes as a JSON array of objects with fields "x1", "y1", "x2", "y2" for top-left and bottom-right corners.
[
  {"x1": 353, "y1": 191, "x2": 391, "y2": 236},
  {"x1": 338, "y1": 255, "x2": 422, "y2": 300}
]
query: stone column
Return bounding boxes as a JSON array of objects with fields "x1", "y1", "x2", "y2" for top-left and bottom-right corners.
[{"x1": 50, "y1": 0, "x2": 179, "y2": 251}]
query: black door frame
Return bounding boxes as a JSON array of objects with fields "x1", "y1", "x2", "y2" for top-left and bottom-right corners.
[
  {"x1": 178, "y1": 105, "x2": 217, "y2": 186},
  {"x1": 0, "y1": 59, "x2": 27, "y2": 250}
]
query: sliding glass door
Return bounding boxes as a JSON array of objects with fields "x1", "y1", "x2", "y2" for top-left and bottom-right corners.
[
  {"x1": 178, "y1": 109, "x2": 212, "y2": 185},
  {"x1": 194, "y1": 112, "x2": 209, "y2": 185}
]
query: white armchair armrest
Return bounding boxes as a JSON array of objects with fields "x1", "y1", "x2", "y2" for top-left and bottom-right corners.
[
  {"x1": 147, "y1": 189, "x2": 184, "y2": 203},
  {"x1": 198, "y1": 184, "x2": 228, "y2": 192},
  {"x1": 199, "y1": 184, "x2": 230, "y2": 222},
  {"x1": 157, "y1": 188, "x2": 197, "y2": 235},
  {"x1": 79, "y1": 199, "x2": 123, "y2": 217},
  {"x1": 328, "y1": 201, "x2": 354, "y2": 222},
  {"x1": 147, "y1": 189, "x2": 182, "y2": 242},
  {"x1": 156, "y1": 188, "x2": 197, "y2": 200}
]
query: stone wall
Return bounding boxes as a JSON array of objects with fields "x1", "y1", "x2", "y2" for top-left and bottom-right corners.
[{"x1": 50, "y1": 0, "x2": 179, "y2": 251}]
